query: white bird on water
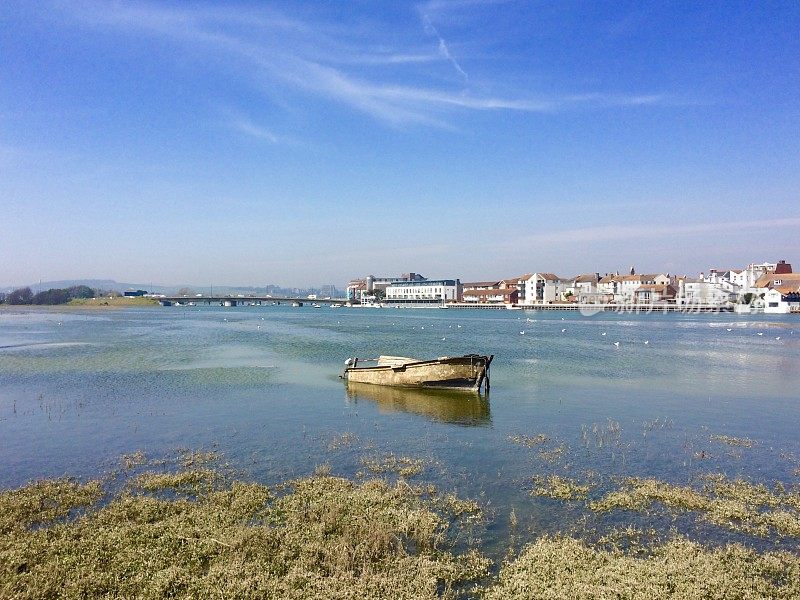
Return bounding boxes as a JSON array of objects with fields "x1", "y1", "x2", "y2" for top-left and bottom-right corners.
[
  {"x1": 561, "y1": 328, "x2": 566, "y2": 333},
  {"x1": 614, "y1": 341, "x2": 620, "y2": 347},
  {"x1": 520, "y1": 330, "x2": 525, "y2": 335},
  {"x1": 644, "y1": 340, "x2": 649, "y2": 345},
  {"x1": 442, "y1": 337, "x2": 446, "y2": 341},
  {"x1": 757, "y1": 332, "x2": 763, "y2": 336},
  {"x1": 601, "y1": 332, "x2": 607, "y2": 336},
  {"x1": 776, "y1": 336, "x2": 781, "y2": 340},
  {"x1": 726, "y1": 328, "x2": 732, "y2": 332}
]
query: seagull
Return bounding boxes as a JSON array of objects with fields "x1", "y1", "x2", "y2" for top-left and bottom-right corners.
[
  {"x1": 601, "y1": 332, "x2": 607, "y2": 336},
  {"x1": 614, "y1": 341, "x2": 620, "y2": 347},
  {"x1": 257, "y1": 325, "x2": 260, "y2": 329},
  {"x1": 644, "y1": 340, "x2": 649, "y2": 345},
  {"x1": 520, "y1": 330, "x2": 525, "y2": 335},
  {"x1": 561, "y1": 328, "x2": 566, "y2": 332},
  {"x1": 757, "y1": 332, "x2": 763, "y2": 336},
  {"x1": 442, "y1": 337, "x2": 446, "y2": 341},
  {"x1": 726, "y1": 328, "x2": 732, "y2": 332},
  {"x1": 776, "y1": 336, "x2": 781, "y2": 340},
  {"x1": 457, "y1": 325, "x2": 462, "y2": 328}
]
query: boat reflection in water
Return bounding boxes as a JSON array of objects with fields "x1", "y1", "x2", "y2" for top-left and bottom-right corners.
[{"x1": 345, "y1": 381, "x2": 491, "y2": 426}]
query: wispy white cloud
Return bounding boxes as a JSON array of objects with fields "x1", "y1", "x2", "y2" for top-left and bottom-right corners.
[
  {"x1": 55, "y1": 1, "x2": 668, "y2": 127},
  {"x1": 420, "y1": 13, "x2": 468, "y2": 82},
  {"x1": 333, "y1": 52, "x2": 443, "y2": 66},
  {"x1": 510, "y1": 217, "x2": 800, "y2": 248},
  {"x1": 228, "y1": 116, "x2": 280, "y2": 144}
]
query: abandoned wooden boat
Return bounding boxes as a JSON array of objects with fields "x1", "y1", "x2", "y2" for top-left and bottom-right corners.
[{"x1": 340, "y1": 354, "x2": 493, "y2": 391}]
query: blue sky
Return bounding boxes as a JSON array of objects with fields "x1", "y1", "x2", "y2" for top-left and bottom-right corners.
[{"x1": 1, "y1": 0, "x2": 799, "y2": 288}]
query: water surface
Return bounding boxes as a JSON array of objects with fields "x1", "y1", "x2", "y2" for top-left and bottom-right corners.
[{"x1": 1, "y1": 305, "x2": 799, "y2": 556}]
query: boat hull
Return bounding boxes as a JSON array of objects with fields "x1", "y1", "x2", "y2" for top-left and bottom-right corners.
[{"x1": 342, "y1": 355, "x2": 492, "y2": 391}]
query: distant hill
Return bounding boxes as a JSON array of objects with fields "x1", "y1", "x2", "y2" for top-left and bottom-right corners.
[
  {"x1": 2, "y1": 279, "x2": 341, "y2": 297},
  {"x1": 8, "y1": 280, "x2": 165, "y2": 294}
]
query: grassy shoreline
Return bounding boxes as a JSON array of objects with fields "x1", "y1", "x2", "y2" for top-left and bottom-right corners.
[
  {"x1": 0, "y1": 297, "x2": 159, "y2": 310},
  {"x1": 2, "y1": 452, "x2": 798, "y2": 599}
]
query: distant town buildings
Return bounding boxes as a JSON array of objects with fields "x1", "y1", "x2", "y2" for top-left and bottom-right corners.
[
  {"x1": 345, "y1": 259, "x2": 799, "y2": 313},
  {"x1": 346, "y1": 272, "x2": 427, "y2": 303}
]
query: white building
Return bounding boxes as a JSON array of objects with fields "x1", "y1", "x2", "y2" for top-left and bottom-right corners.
[
  {"x1": 523, "y1": 273, "x2": 568, "y2": 304},
  {"x1": 597, "y1": 275, "x2": 620, "y2": 301},
  {"x1": 618, "y1": 274, "x2": 670, "y2": 302},
  {"x1": 594, "y1": 273, "x2": 672, "y2": 303},
  {"x1": 567, "y1": 274, "x2": 597, "y2": 300},
  {"x1": 385, "y1": 279, "x2": 462, "y2": 304},
  {"x1": 739, "y1": 261, "x2": 778, "y2": 293},
  {"x1": 347, "y1": 272, "x2": 427, "y2": 302},
  {"x1": 763, "y1": 288, "x2": 800, "y2": 314},
  {"x1": 678, "y1": 280, "x2": 736, "y2": 306}
]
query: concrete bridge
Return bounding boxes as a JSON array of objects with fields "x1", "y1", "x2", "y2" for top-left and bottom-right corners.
[{"x1": 159, "y1": 295, "x2": 347, "y2": 307}]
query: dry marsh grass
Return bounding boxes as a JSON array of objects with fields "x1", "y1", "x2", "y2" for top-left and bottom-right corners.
[
  {"x1": 538, "y1": 444, "x2": 567, "y2": 464},
  {"x1": 360, "y1": 454, "x2": 425, "y2": 478},
  {"x1": 508, "y1": 433, "x2": 548, "y2": 448},
  {"x1": 486, "y1": 536, "x2": 800, "y2": 599},
  {"x1": 590, "y1": 475, "x2": 800, "y2": 538},
  {"x1": 328, "y1": 431, "x2": 358, "y2": 451},
  {"x1": 3, "y1": 459, "x2": 799, "y2": 599},
  {"x1": 531, "y1": 475, "x2": 591, "y2": 501},
  {"x1": 0, "y1": 469, "x2": 491, "y2": 599},
  {"x1": 710, "y1": 434, "x2": 756, "y2": 448},
  {"x1": 0, "y1": 479, "x2": 102, "y2": 535}
]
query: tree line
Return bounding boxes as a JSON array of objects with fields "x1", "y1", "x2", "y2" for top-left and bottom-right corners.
[{"x1": 2, "y1": 285, "x2": 96, "y2": 305}]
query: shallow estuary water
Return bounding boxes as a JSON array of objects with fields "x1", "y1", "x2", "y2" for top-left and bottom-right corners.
[{"x1": 1, "y1": 305, "x2": 799, "y2": 558}]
